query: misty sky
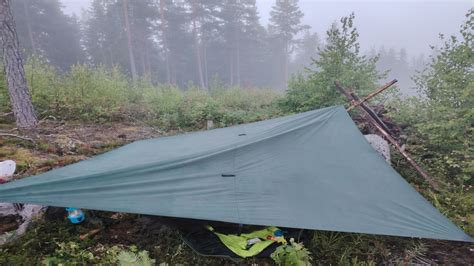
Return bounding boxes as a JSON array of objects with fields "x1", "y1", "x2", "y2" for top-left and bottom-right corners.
[{"x1": 61, "y1": 0, "x2": 472, "y2": 57}]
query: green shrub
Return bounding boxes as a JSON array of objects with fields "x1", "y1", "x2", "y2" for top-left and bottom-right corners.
[
  {"x1": 24, "y1": 56, "x2": 63, "y2": 116},
  {"x1": 177, "y1": 88, "x2": 216, "y2": 129},
  {"x1": 271, "y1": 238, "x2": 312, "y2": 266},
  {"x1": 1, "y1": 59, "x2": 281, "y2": 130},
  {"x1": 62, "y1": 64, "x2": 132, "y2": 121},
  {"x1": 279, "y1": 13, "x2": 384, "y2": 113},
  {"x1": 212, "y1": 87, "x2": 281, "y2": 126},
  {"x1": 142, "y1": 85, "x2": 182, "y2": 129},
  {"x1": 387, "y1": 10, "x2": 473, "y2": 187}
]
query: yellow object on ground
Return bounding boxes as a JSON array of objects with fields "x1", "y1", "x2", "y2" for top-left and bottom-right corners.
[{"x1": 207, "y1": 226, "x2": 286, "y2": 258}]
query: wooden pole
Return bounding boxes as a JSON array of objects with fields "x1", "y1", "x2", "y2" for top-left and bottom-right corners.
[
  {"x1": 336, "y1": 81, "x2": 393, "y2": 136},
  {"x1": 334, "y1": 81, "x2": 439, "y2": 190},
  {"x1": 346, "y1": 79, "x2": 398, "y2": 111},
  {"x1": 350, "y1": 92, "x2": 394, "y2": 136}
]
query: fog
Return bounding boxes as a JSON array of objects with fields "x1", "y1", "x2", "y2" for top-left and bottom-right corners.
[
  {"x1": 62, "y1": 0, "x2": 471, "y2": 57},
  {"x1": 13, "y1": 0, "x2": 472, "y2": 94}
]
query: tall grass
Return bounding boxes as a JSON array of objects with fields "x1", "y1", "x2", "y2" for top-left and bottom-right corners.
[{"x1": 0, "y1": 58, "x2": 281, "y2": 130}]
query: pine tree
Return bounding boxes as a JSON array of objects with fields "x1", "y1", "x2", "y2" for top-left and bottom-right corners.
[
  {"x1": 158, "y1": 0, "x2": 194, "y2": 86},
  {"x1": 83, "y1": 0, "x2": 156, "y2": 80},
  {"x1": 188, "y1": 0, "x2": 206, "y2": 88},
  {"x1": 291, "y1": 30, "x2": 320, "y2": 75},
  {"x1": 83, "y1": 0, "x2": 109, "y2": 67},
  {"x1": 239, "y1": 0, "x2": 267, "y2": 87},
  {"x1": 11, "y1": 0, "x2": 84, "y2": 71},
  {"x1": 122, "y1": 0, "x2": 138, "y2": 83},
  {"x1": 0, "y1": 0, "x2": 38, "y2": 129},
  {"x1": 268, "y1": 0, "x2": 307, "y2": 89}
]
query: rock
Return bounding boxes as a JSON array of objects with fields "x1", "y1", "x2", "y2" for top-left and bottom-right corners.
[
  {"x1": 207, "y1": 120, "x2": 214, "y2": 130},
  {"x1": 0, "y1": 160, "x2": 16, "y2": 180},
  {"x1": 365, "y1": 134, "x2": 391, "y2": 164},
  {"x1": 55, "y1": 137, "x2": 84, "y2": 155}
]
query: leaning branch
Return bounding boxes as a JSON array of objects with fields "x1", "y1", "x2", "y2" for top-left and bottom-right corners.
[
  {"x1": 334, "y1": 81, "x2": 439, "y2": 190},
  {"x1": 346, "y1": 79, "x2": 398, "y2": 111}
]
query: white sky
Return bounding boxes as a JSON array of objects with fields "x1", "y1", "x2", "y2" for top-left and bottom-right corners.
[{"x1": 61, "y1": 0, "x2": 473, "y2": 57}]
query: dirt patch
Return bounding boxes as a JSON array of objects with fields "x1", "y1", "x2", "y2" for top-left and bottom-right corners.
[
  {"x1": 0, "y1": 120, "x2": 166, "y2": 178},
  {"x1": 424, "y1": 239, "x2": 474, "y2": 265}
]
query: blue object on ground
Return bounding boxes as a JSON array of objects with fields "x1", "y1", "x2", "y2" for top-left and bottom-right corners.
[{"x1": 66, "y1": 207, "x2": 85, "y2": 224}]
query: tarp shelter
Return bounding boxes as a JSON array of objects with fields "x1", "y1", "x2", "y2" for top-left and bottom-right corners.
[{"x1": 0, "y1": 105, "x2": 472, "y2": 242}]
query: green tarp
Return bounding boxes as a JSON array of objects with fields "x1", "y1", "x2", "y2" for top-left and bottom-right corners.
[{"x1": 0, "y1": 106, "x2": 472, "y2": 242}]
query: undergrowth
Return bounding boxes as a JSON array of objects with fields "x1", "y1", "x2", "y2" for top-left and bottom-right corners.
[{"x1": 0, "y1": 58, "x2": 281, "y2": 130}]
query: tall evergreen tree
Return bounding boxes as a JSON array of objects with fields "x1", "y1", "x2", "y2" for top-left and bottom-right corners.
[
  {"x1": 157, "y1": 0, "x2": 194, "y2": 86},
  {"x1": 82, "y1": 0, "x2": 110, "y2": 67},
  {"x1": 268, "y1": 0, "x2": 307, "y2": 89},
  {"x1": 122, "y1": 0, "x2": 138, "y2": 83},
  {"x1": 215, "y1": 0, "x2": 267, "y2": 87},
  {"x1": 11, "y1": 0, "x2": 84, "y2": 71},
  {"x1": 83, "y1": 0, "x2": 156, "y2": 79},
  {"x1": 291, "y1": 30, "x2": 320, "y2": 75},
  {"x1": 238, "y1": 0, "x2": 268, "y2": 87}
]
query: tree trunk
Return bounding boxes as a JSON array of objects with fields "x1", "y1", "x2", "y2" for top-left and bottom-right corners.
[
  {"x1": 200, "y1": 15, "x2": 208, "y2": 88},
  {"x1": 191, "y1": 1, "x2": 205, "y2": 89},
  {"x1": 159, "y1": 0, "x2": 171, "y2": 84},
  {"x1": 202, "y1": 38, "x2": 209, "y2": 88},
  {"x1": 235, "y1": 29, "x2": 241, "y2": 87},
  {"x1": 283, "y1": 40, "x2": 289, "y2": 89},
  {"x1": 22, "y1": 0, "x2": 36, "y2": 55},
  {"x1": 122, "y1": 0, "x2": 138, "y2": 84},
  {"x1": 0, "y1": 0, "x2": 37, "y2": 129},
  {"x1": 229, "y1": 50, "x2": 234, "y2": 86},
  {"x1": 144, "y1": 40, "x2": 151, "y2": 77}
]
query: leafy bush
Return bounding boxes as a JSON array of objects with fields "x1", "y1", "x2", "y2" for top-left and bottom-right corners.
[
  {"x1": 212, "y1": 87, "x2": 281, "y2": 126},
  {"x1": 177, "y1": 88, "x2": 216, "y2": 129},
  {"x1": 271, "y1": 238, "x2": 312, "y2": 266},
  {"x1": 1, "y1": 58, "x2": 281, "y2": 130},
  {"x1": 142, "y1": 85, "x2": 183, "y2": 129},
  {"x1": 280, "y1": 13, "x2": 384, "y2": 113},
  {"x1": 388, "y1": 9, "x2": 473, "y2": 186}
]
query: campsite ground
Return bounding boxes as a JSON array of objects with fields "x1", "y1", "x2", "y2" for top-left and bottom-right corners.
[{"x1": 0, "y1": 120, "x2": 473, "y2": 264}]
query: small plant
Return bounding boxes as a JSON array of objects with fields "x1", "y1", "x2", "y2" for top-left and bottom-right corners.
[
  {"x1": 116, "y1": 248, "x2": 155, "y2": 266},
  {"x1": 271, "y1": 238, "x2": 312, "y2": 266},
  {"x1": 42, "y1": 241, "x2": 96, "y2": 265}
]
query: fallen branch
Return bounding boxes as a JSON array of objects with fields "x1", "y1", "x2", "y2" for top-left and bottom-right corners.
[
  {"x1": 0, "y1": 133, "x2": 35, "y2": 143},
  {"x1": 80, "y1": 228, "x2": 101, "y2": 240},
  {"x1": 0, "y1": 112, "x2": 12, "y2": 117}
]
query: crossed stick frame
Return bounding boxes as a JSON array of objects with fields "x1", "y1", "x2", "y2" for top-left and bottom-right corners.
[{"x1": 335, "y1": 80, "x2": 439, "y2": 190}]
